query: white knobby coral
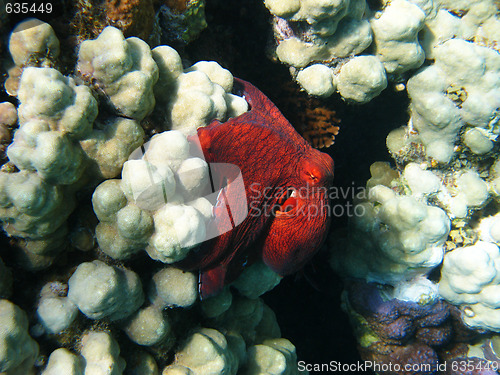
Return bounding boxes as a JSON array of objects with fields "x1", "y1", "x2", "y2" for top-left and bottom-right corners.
[
  {"x1": 93, "y1": 130, "x2": 213, "y2": 263},
  {"x1": 17, "y1": 67, "x2": 97, "y2": 140},
  {"x1": 406, "y1": 39, "x2": 500, "y2": 162},
  {"x1": 153, "y1": 45, "x2": 249, "y2": 130},
  {"x1": 0, "y1": 171, "x2": 75, "y2": 256},
  {"x1": 149, "y1": 267, "x2": 198, "y2": 308},
  {"x1": 77, "y1": 26, "x2": 159, "y2": 121},
  {"x1": 1, "y1": 18, "x2": 310, "y2": 375},
  {"x1": 9, "y1": 67, "x2": 98, "y2": 184},
  {"x1": 0, "y1": 299, "x2": 39, "y2": 374},
  {"x1": 80, "y1": 331, "x2": 126, "y2": 375},
  {"x1": 336, "y1": 55, "x2": 387, "y2": 104},
  {"x1": 295, "y1": 64, "x2": 337, "y2": 98},
  {"x1": 0, "y1": 64, "x2": 99, "y2": 268},
  {"x1": 67, "y1": 260, "x2": 144, "y2": 321},
  {"x1": 244, "y1": 338, "x2": 301, "y2": 375},
  {"x1": 79, "y1": 117, "x2": 145, "y2": 179},
  {"x1": 478, "y1": 213, "x2": 500, "y2": 245},
  {"x1": 266, "y1": 0, "x2": 500, "y2": 105},
  {"x1": 265, "y1": 0, "x2": 376, "y2": 100},
  {"x1": 165, "y1": 328, "x2": 241, "y2": 375},
  {"x1": 8, "y1": 18, "x2": 60, "y2": 67},
  {"x1": 330, "y1": 184, "x2": 450, "y2": 285},
  {"x1": 370, "y1": 0, "x2": 426, "y2": 74},
  {"x1": 37, "y1": 282, "x2": 78, "y2": 334},
  {"x1": 41, "y1": 348, "x2": 85, "y2": 375},
  {"x1": 439, "y1": 241, "x2": 500, "y2": 331},
  {"x1": 160, "y1": 59, "x2": 248, "y2": 135},
  {"x1": 402, "y1": 163, "x2": 489, "y2": 219},
  {"x1": 123, "y1": 305, "x2": 172, "y2": 346},
  {"x1": 6, "y1": 18, "x2": 60, "y2": 96}
]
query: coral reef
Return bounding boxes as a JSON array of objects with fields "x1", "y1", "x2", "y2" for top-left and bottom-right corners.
[
  {"x1": 92, "y1": 130, "x2": 212, "y2": 262},
  {"x1": 439, "y1": 241, "x2": 500, "y2": 332},
  {"x1": 265, "y1": 0, "x2": 500, "y2": 104},
  {"x1": 70, "y1": 0, "x2": 206, "y2": 45},
  {"x1": 4, "y1": 0, "x2": 499, "y2": 371},
  {"x1": 392, "y1": 38, "x2": 500, "y2": 163},
  {"x1": 330, "y1": 168, "x2": 450, "y2": 285},
  {"x1": 342, "y1": 280, "x2": 494, "y2": 375},
  {"x1": 158, "y1": 0, "x2": 208, "y2": 45},
  {"x1": 77, "y1": 26, "x2": 158, "y2": 121},
  {"x1": 331, "y1": 155, "x2": 500, "y2": 369},
  {"x1": 0, "y1": 46, "x2": 144, "y2": 268},
  {"x1": 324, "y1": 0, "x2": 500, "y2": 371},
  {"x1": 0, "y1": 299, "x2": 39, "y2": 375},
  {"x1": 0, "y1": 18, "x2": 307, "y2": 375},
  {"x1": 277, "y1": 82, "x2": 341, "y2": 149},
  {"x1": 5, "y1": 18, "x2": 59, "y2": 96}
]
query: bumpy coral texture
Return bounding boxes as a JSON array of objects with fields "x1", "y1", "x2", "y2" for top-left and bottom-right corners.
[
  {"x1": 345, "y1": 281, "x2": 489, "y2": 375},
  {"x1": 439, "y1": 241, "x2": 500, "y2": 332},
  {"x1": 92, "y1": 130, "x2": 213, "y2": 263},
  {"x1": 405, "y1": 39, "x2": 500, "y2": 163},
  {"x1": 104, "y1": 0, "x2": 155, "y2": 39},
  {"x1": 265, "y1": 0, "x2": 500, "y2": 105},
  {"x1": 330, "y1": 182, "x2": 450, "y2": 285},
  {"x1": 0, "y1": 299, "x2": 39, "y2": 374},
  {"x1": 77, "y1": 26, "x2": 159, "y2": 121}
]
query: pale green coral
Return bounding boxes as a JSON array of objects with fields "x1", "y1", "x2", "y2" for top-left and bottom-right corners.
[
  {"x1": 330, "y1": 164, "x2": 450, "y2": 285},
  {"x1": 244, "y1": 339, "x2": 302, "y2": 375},
  {"x1": 80, "y1": 331, "x2": 126, "y2": 375},
  {"x1": 67, "y1": 260, "x2": 144, "y2": 321},
  {"x1": 0, "y1": 299, "x2": 39, "y2": 374},
  {"x1": 41, "y1": 348, "x2": 85, "y2": 375},
  {"x1": 403, "y1": 38, "x2": 500, "y2": 163},
  {"x1": 167, "y1": 328, "x2": 241, "y2": 375},
  {"x1": 8, "y1": 18, "x2": 59, "y2": 67},
  {"x1": 439, "y1": 241, "x2": 500, "y2": 331},
  {"x1": 77, "y1": 26, "x2": 159, "y2": 121},
  {"x1": 266, "y1": 0, "x2": 500, "y2": 104}
]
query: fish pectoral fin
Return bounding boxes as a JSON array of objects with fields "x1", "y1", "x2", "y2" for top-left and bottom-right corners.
[{"x1": 199, "y1": 265, "x2": 227, "y2": 299}]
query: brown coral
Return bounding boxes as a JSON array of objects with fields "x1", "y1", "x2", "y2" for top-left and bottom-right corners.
[
  {"x1": 104, "y1": 0, "x2": 156, "y2": 39},
  {"x1": 0, "y1": 102, "x2": 17, "y2": 164},
  {"x1": 72, "y1": 0, "x2": 156, "y2": 43},
  {"x1": 300, "y1": 106, "x2": 340, "y2": 149},
  {"x1": 164, "y1": 0, "x2": 190, "y2": 13},
  {"x1": 278, "y1": 83, "x2": 340, "y2": 149}
]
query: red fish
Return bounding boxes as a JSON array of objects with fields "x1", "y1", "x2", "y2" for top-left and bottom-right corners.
[{"x1": 179, "y1": 78, "x2": 334, "y2": 298}]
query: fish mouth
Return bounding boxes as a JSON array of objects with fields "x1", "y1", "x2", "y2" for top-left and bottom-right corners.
[{"x1": 274, "y1": 187, "x2": 298, "y2": 216}]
